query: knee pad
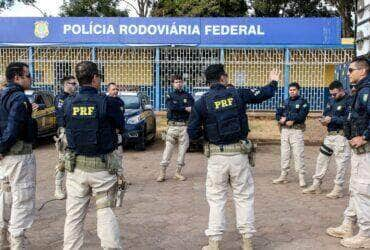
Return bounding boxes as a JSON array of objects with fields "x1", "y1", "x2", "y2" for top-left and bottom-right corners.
[{"x1": 320, "y1": 144, "x2": 333, "y2": 156}]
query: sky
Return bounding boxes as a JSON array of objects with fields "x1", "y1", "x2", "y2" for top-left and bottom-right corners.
[{"x1": 0, "y1": 0, "x2": 139, "y2": 17}]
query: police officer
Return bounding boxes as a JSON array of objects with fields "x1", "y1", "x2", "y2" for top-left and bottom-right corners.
[
  {"x1": 188, "y1": 64, "x2": 280, "y2": 250},
  {"x1": 273, "y1": 82, "x2": 310, "y2": 187},
  {"x1": 62, "y1": 61, "x2": 125, "y2": 250},
  {"x1": 157, "y1": 75, "x2": 194, "y2": 182},
  {"x1": 303, "y1": 80, "x2": 351, "y2": 198},
  {"x1": 54, "y1": 75, "x2": 78, "y2": 200},
  {"x1": 326, "y1": 56, "x2": 370, "y2": 248},
  {"x1": 0, "y1": 62, "x2": 37, "y2": 249},
  {"x1": 106, "y1": 82, "x2": 128, "y2": 184}
]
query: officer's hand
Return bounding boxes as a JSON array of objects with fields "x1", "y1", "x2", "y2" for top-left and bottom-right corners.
[
  {"x1": 269, "y1": 69, "x2": 281, "y2": 82},
  {"x1": 286, "y1": 121, "x2": 294, "y2": 127},
  {"x1": 350, "y1": 136, "x2": 367, "y2": 148},
  {"x1": 185, "y1": 107, "x2": 192, "y2": 113},
  {"x1": 279, "y1": 117, "x2": 286, "y2": 124},
  {"x1": 32, "y1": 103, "x2": 40, "y2": 111}
]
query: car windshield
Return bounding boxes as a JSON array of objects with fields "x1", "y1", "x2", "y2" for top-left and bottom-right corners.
[{"x1": 119, "y1": 95, "x2": 140, "y2": 109}]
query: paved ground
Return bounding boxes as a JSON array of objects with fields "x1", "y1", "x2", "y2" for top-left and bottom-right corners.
[{"x1": 28, "y1": 140, "x2": 359, "y2": 250}]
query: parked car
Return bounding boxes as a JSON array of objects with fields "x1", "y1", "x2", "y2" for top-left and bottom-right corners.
[
  {"x1": 118, "y1": 91, "x2": 156, "y2": 151},
  {"x1": 25, "y1": 90, "x2": 57, "y2": 138}
]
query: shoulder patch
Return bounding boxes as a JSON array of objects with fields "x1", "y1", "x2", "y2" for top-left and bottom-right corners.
[
  {"x1": 302, "y1": 103, "x2": 307, "y2": 108},
  {"x1": 363, "y1": 94, "x2": 368, "y2": 102},
  {"x1": 250, "y1": 88, "x2": 261, "y2": 96},
  {"x1": 58, "y1": 99, "x2": 64, "y2": 109}
]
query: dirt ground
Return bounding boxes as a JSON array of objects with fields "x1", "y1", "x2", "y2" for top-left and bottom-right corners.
[
  {"x1": 26, "y1": 138, "x2": 362, "y2": 250},
  {"x1": 156, "y1": 112, "x2": 327, "y2": 145}
]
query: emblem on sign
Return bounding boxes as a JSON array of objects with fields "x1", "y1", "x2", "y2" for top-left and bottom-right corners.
[{"x1": 34, "y1": 21, "x2": 49, "y2": 39}]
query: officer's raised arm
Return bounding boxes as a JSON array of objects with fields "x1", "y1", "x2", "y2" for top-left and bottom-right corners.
[{"x1": 239, "y1": 68, "x2": 280, "y2": 104}]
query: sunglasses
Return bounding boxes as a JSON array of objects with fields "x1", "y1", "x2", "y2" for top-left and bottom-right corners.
[
  {"x1": 348, "y1": 68, "x2": 359, "y2": 73},
  {"x1": 22, "y1": 73, "x2": 31, "y2": 78},
  {"x1": 330, "y1": 93, "x2": 338, "y2": 97},
  {"x1": 67, "y1": 82, "x2": 78, "y2": 86}
]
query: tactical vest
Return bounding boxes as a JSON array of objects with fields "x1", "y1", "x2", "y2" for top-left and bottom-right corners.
[
  {"x1": 204, "y1": 88, "x2": 248, "y2": 145},
  {"x1": 0, "y1": 85, "x2": 36, "y2": 143},
  {"x1": 283, "y1": 97, "x2": 307, "y2": 124},
  {"x1": 344, "y1": 83, "x2": 370, "y2": 140},
  {"x1": 65, "y1": 93, "x2": 117, "y2": 156},
  {"x1": 326, "y1": 95, "x2": 350, "y2": 132}
]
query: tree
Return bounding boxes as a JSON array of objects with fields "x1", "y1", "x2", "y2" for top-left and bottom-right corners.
[
  {"x1": 324, "y1": 0, "x2": 355, "y2": 37},
  {"x1": 121, "y1": 0, "x2": 154, "y2": 17},
  {"x1": 250, "y1": 0, "x2": 355, "y2": 37},
  {"x1": 251, "y1": 0, "x2": 334, "y2": 17},
  {"x1": 0, "y1": 0, "x2": 48, "y2": 16},
  {"x1": 151, "y1": 0, "x2": 248, "y2": 17},
  {"x1": 0, "y1": 0, "x2": 34, "y2": 10},
  {"x1": 60, "y1": 0, "x2": 129, "y2": 17}
]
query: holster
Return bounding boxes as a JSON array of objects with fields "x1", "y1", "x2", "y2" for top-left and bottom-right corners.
[
  {"x1": 64, "y1": 150, "x2": 77, "y2": 172},
  {"x1": 240, "y1": 139, "x2": 256, "y2": 167},
  {"x1": 351, "y1": 142, "x2": 370, "y2": 155},
  {"x1": 115, "y1": 175, "x2": 129, "y2": 207}
]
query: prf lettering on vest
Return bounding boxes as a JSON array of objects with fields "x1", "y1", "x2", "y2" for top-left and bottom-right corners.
[
  {"x1": 214, "y1": 97, "x2": 234, "y2": 109},
  {"x1": 72, "y1": 106, "x2": 95, "y2": 116}
]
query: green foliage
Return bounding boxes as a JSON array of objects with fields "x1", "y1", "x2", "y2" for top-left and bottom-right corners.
[
  {"x1": 151, "y1": 0, "x2": 248, "y2": 17},
  {"x1": 60, "y1": 0, "x2": 129, "y2": 17},
  {"x1": 251, "y1": 0, "x2": 334, "y2": 17},
  {"x1": 0, "y1": 0, "x2": 35, "y2": 10}
]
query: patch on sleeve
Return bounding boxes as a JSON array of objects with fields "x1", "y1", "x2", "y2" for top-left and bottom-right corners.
[
  {"x1": 250, "y1": 88, "x2": 261, "y2": 96},
  {"x1": 363, "y1": 94, "x2": 368, "y2": 102},
  {"x1": 302, "y1": 103, "x2": 307, "y2": 108},
  {"x1": 57, "y1": 99, "x2": 64, "y2": 109}
]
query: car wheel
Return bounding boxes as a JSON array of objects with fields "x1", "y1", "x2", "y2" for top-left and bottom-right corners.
[
  {"x1": 134, "y1": 137, "x2": 146, "y2": 151},
  {"x1": 148, "y1": 122, "x2": 156, "y2": 144}
]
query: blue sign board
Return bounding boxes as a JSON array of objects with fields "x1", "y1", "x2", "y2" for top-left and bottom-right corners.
[{"x1": 0, "y1": 17, "x2": 341, "y2": 46}]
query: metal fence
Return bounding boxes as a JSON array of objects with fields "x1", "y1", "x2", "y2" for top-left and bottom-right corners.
[{"x1": 0, "y1": 46, "x2": 354, "y2": 111}]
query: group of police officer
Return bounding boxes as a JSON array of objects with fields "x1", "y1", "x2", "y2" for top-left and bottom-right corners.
[{"x1": 0, "y1": 56, "x2": 368, "y2": 250}]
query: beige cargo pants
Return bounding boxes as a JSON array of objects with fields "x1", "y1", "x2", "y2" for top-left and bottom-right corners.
[
  {"x1": 0, "y1": 153, "x2": 36, "y2": 238},
  {"x1": 160, "y1": 125, "x2": 189, "y2": 169},
  {"x1": 205, "y1": 153, "x2": 255, "y2": 240},
  {"x1": 280, "y1": 127, "x2": 306, "y2": 175},
  {"x1": 63, "y1": 168, "x2": 122, "y2": 250},
  {"x1": 55, "y1": 128, "x2": 67, "y2": 187},
  {"x1": 342, "y1": 151, "x2": 370, "y2": 236},
  {"x1": 313, "y1": 134, "x2": 350, "y2": 186}
]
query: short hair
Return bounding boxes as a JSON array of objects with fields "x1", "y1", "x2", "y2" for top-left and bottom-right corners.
[
  {"x1": 171, "y1": 75, "x2": 182, "y2": 82},
  {"x1": 289, "y1": 82, "x2": 300, "y2": 90},
  {"x1": 75, "y1": 61, "x2": 99, "y2": 86},
  {"x1": 5, "y1": 62, "x2": 29, "y2": 81},
  {"x1": 107, "y1": 82, "x2": 117, "y2": 90},
  {"x1": 328, "y1": 80, "x2": 343, "y2": 90},
  {"x1": 205, "y1": 64, "x2": 226, "y2": 84},
  {"x1": 351, "y1": 56, "x2": 370, "y2": 73},
  {"x1": 61, "y1": 75, "x2": 75, "y2": 85}
]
